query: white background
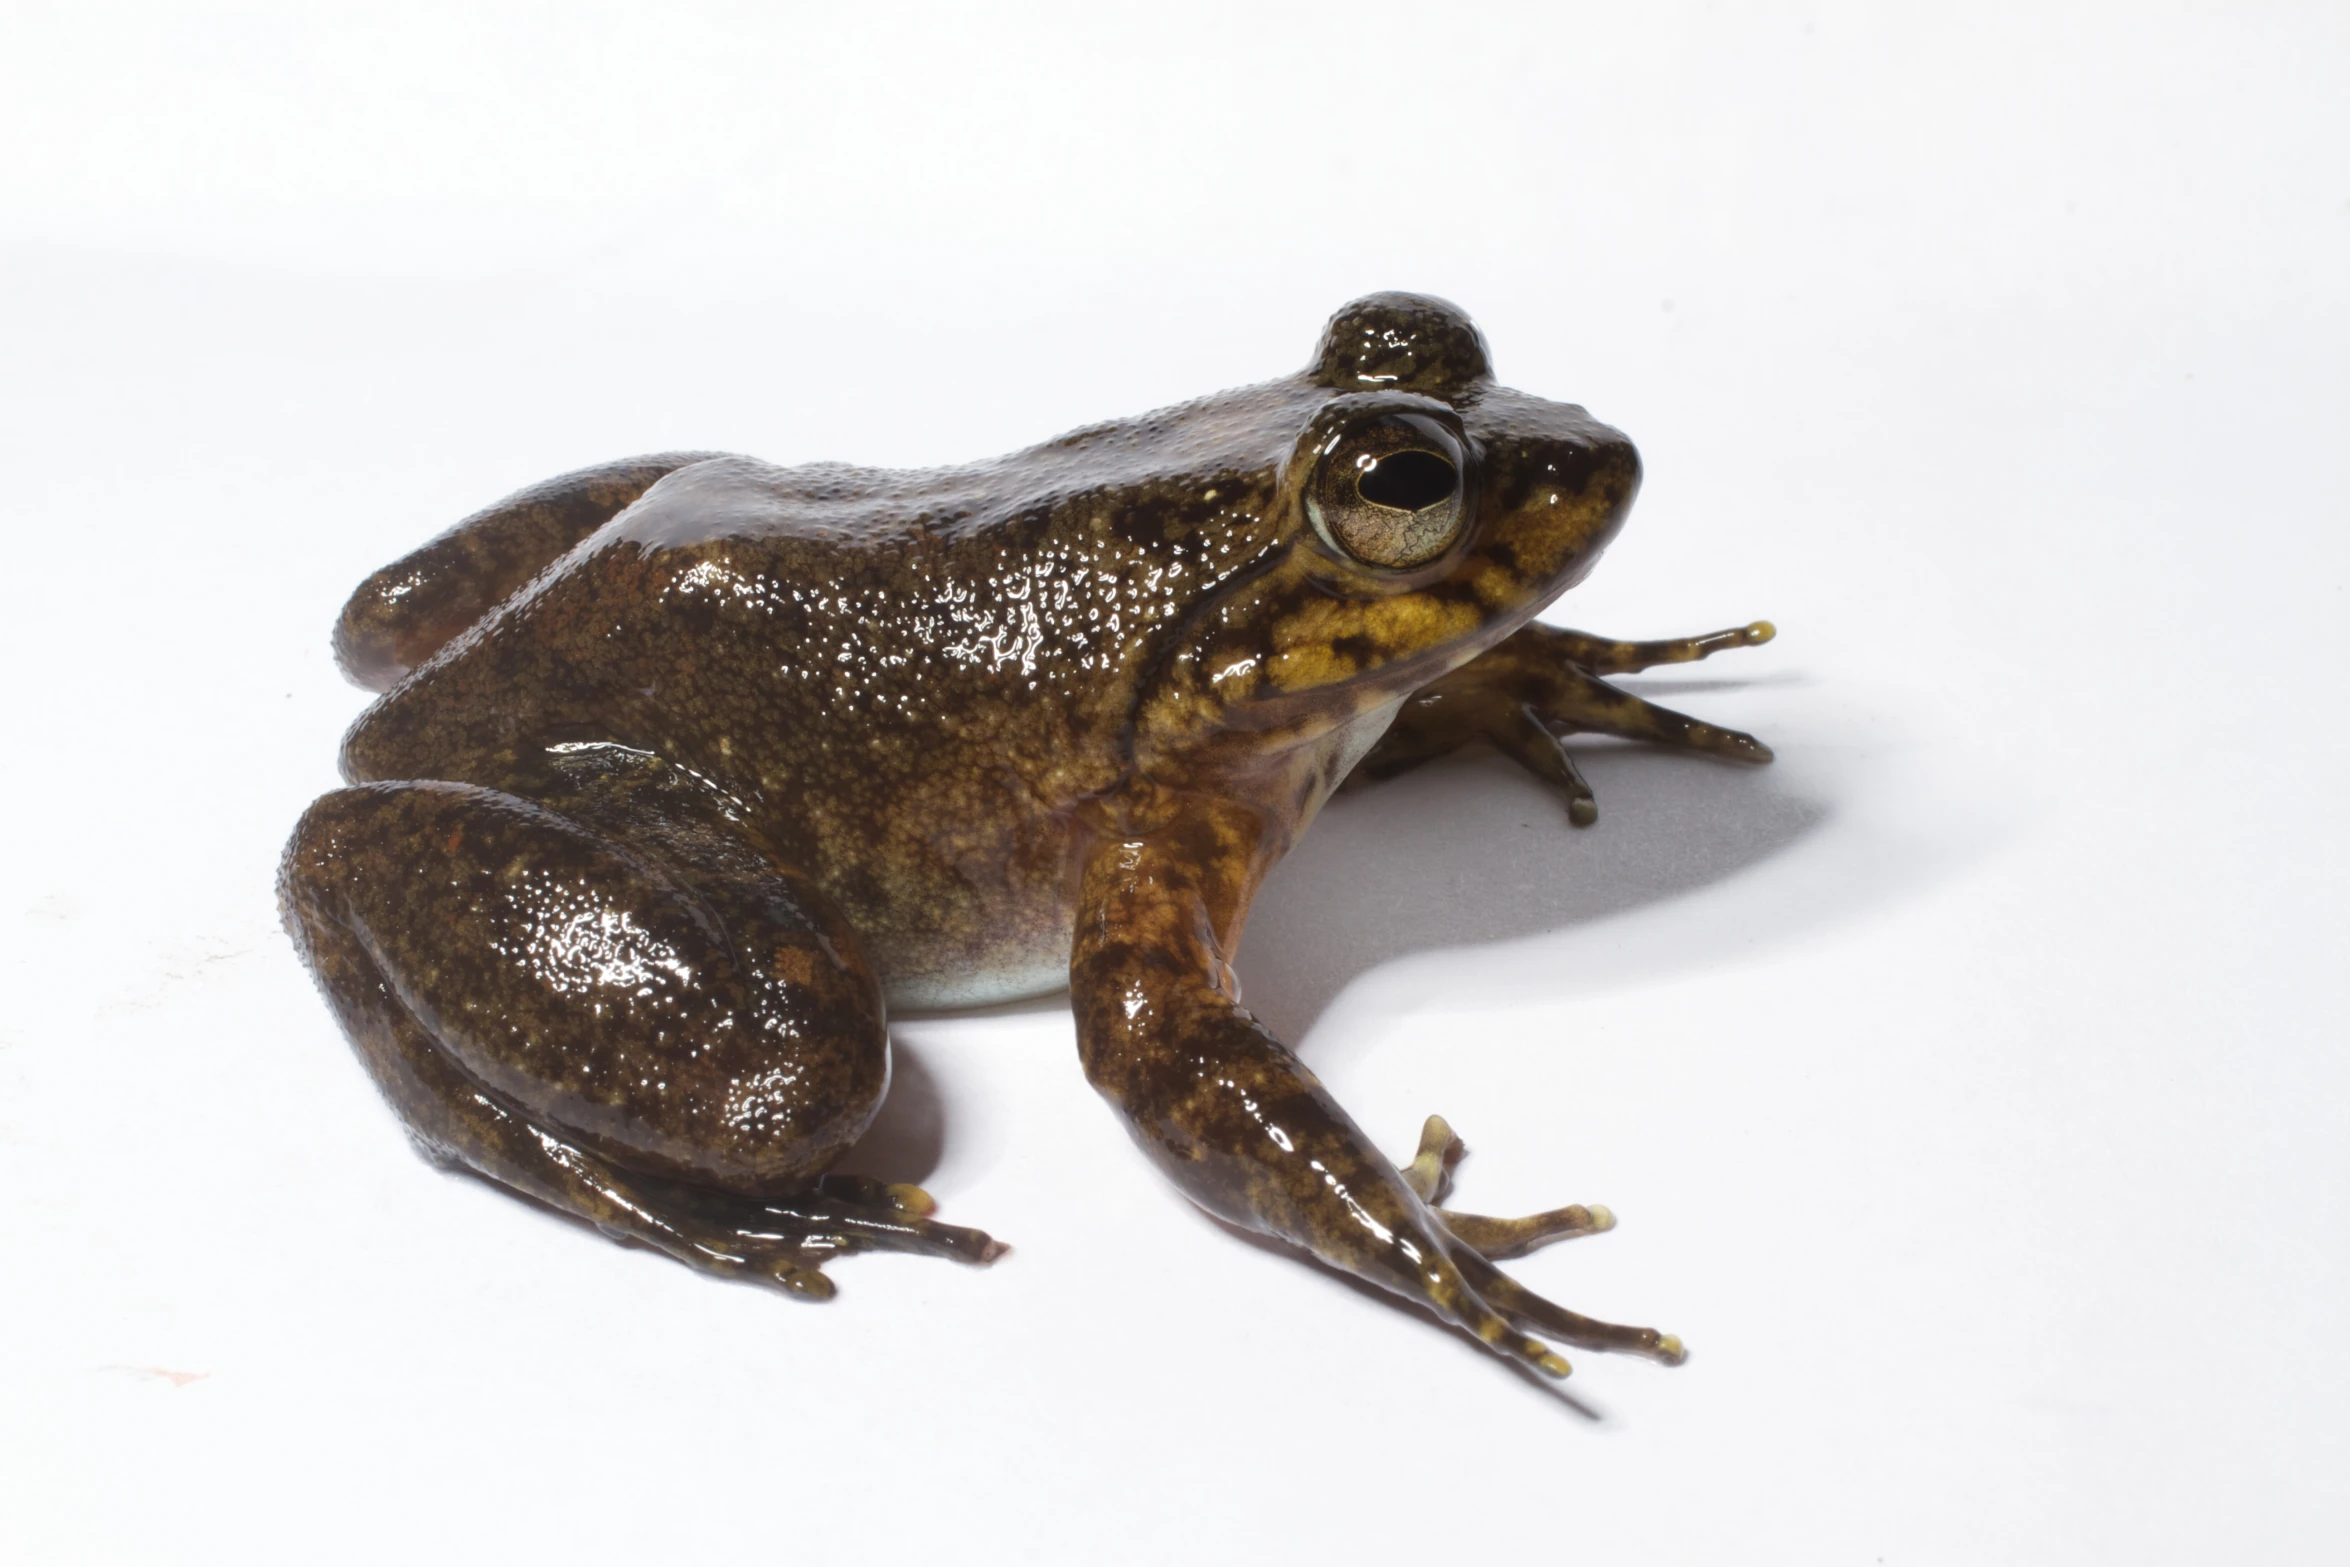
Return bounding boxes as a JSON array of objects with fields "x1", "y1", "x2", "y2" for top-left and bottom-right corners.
[{"x1": 2, "y1": 3, "x2": 2344, "y2": 1562}]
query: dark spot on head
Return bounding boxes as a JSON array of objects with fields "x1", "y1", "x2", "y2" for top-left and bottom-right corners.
[{"x1": 1330, "y1": 633, "x2": 1378, "y2": 667}]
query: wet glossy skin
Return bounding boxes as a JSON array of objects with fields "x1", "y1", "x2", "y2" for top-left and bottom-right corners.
[{"x1": 283, "y1": 293, "x2": 1774, "y2": 1373}]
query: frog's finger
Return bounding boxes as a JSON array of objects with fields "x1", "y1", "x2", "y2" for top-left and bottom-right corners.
[
  {"x1": 1402, "y1": 1233, "x2": 1576, "y2": 1378},
  {"x1": 1542, "y1": 665, "x2": 1773, "y2": 765},
  {"x1": 1455, "y1": 1249, "x2": 1687, "y2": 1365},
  {"x1": 1438, "y1": 1202, "x2": 1615, "y2": 1260},
  {"x1": 1408, "y1": 1112, "x2": 1616, "y2": 1255},
  {"x1": 1402, "y1": 1114, "x2": 1465, "y2": 1203},
  {"x1": 1445, "y1": 1292, "x2": 1575, "y2": 1380},
  {"x1": 1492, "y1": 703, "x2": 1599, "y2": 825},
  {"x1": 1546, "y1": 620, "x2": 1775, "y2": 675}
]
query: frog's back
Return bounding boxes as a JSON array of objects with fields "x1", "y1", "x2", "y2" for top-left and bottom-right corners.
[{"x1": 339, "y1": 384, "x2": 1313, "y2": 1003}]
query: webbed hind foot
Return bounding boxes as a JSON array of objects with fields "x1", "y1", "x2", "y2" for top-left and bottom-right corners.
[{"x1": 587, "y1": 1162, "x2": 1007, "y2": 1301}]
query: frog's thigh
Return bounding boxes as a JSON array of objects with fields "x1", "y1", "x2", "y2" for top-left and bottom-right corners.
[{"x1": 282, "y1": 780, "x2": 886, "y2": 1197}]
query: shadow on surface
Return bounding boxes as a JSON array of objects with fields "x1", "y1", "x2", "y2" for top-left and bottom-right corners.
[
  {"x1": 1239, "y1": 741, "x2": 1829, "y2": 1044},
  {"x1": 835, "y1": 1036, "x2": 948, "y2": 1186}
]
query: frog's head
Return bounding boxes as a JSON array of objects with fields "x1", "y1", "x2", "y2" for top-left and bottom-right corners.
[{"x1": 1136, "y1": 292, "x2": 1639, "y2": 766}]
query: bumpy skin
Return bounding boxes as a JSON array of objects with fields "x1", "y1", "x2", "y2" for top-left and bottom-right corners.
[{"x1": 282, "y1": 293, "x2": 1774, "y2": 1370}]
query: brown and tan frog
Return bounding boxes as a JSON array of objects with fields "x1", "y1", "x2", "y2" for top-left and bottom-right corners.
[{"x1": 282, "y1": 293, "x2": 1774, "y2": 1379}]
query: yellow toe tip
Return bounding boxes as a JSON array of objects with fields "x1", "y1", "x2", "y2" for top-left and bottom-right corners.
[
  {"x1": 884, "y1": 1183, "x2": 938, "y2": 1217},
  {"x1": 777, "y1": 1267, "x2": 837, "y2": 1302},
  {"x1": 1745, "y1": 620, "x2": 1777, "y2": 643},
  {"x1": 1586, "y1": 1204, "x2": 1617, "y2": 1232}
]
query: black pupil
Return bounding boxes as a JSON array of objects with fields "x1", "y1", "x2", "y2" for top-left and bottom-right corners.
[{"x1": 1357, "y1": 449, "x2": 1457, "y2": 511}]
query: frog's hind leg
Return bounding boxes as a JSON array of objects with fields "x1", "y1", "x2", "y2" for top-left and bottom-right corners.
[
  {"x1": 1355, "y1": 619, "x2": 1776, "y2": 825},
  {"x1": 280, "y1": 774, "x2": 1001, "y2": 1298}
]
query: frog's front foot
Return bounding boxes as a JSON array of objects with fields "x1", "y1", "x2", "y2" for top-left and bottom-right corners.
[
  {"x1": 1356, "y1": 620, "x2": 1777, "y2": 825},
  {"x1": 1398, "y1": 1114, "x2": 1684, "y2": 1367},
  {"x1": 1403, "y1": 1113, "x2": 1619, "y2": 1260}
]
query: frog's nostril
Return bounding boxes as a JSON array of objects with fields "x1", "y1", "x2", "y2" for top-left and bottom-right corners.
[{"x1": 1357, "y1": 450, "x2": 1458, "y2": 512}]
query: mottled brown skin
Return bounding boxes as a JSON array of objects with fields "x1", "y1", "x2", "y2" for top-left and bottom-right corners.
[
  {"x1": 282, "y1": 293, "x2": 1775, "y2": 1371},
  {"x1": 335, "y1": 453, "x2": 729, "y2": 691}
]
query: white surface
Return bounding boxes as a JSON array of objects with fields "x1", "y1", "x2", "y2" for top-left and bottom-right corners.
[{"x1": 3, "y1": 4, "x2": 2345, "y2": 1563}]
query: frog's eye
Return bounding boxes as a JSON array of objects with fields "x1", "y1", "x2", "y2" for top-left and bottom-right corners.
[{"x1": 1306, "y1": 416, "x2": 1467, "y2": 570}]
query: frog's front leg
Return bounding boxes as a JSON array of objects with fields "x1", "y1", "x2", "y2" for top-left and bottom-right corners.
[
  {"x1": 1070, "y1": 816, "x2": 1682, "y2": 1377},
  {"x1": 280, "y1": 772, "x2": 1000, "y2": 1298},
  {"x1": 1355, "y1": 620, "x2": 1777, "y2": 825}
]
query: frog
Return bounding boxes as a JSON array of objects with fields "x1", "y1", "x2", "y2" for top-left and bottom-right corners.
[{"x1": 281, "y1": 292, "x2": 1776, "y2": 1381}]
